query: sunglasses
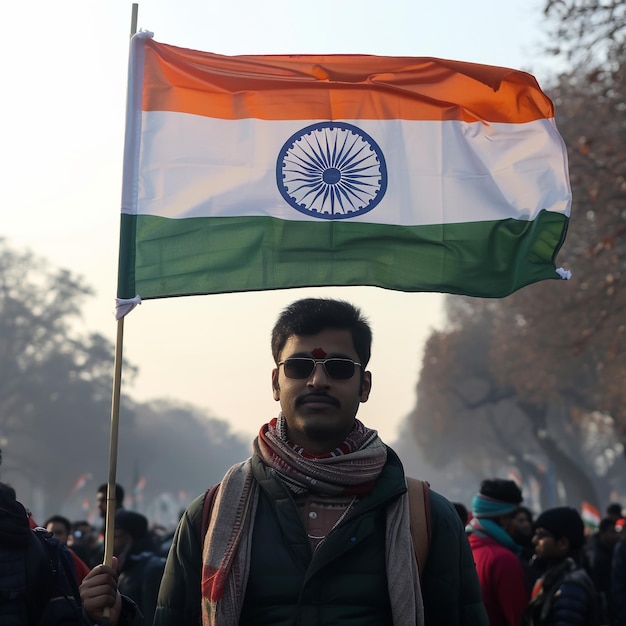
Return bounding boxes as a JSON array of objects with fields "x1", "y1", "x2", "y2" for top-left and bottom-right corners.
[{"x1": 278, "y1": 357, "x2": 362, "y2": 380}]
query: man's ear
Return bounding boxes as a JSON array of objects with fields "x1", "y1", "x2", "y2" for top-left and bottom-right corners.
[
  {"x1": 272, "y1": 369, "x2": 280, "y2": 400},
  {"x1": 359, "y1": 371, "x2": 372, "y2": 402},
  {"x1": 556, "y1": 536, "x2": 570, "y2": 556}
]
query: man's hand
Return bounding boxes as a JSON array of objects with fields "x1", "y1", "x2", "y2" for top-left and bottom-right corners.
[{"x1": 80, "y1": 557, "x2": 123, "y2": 625}]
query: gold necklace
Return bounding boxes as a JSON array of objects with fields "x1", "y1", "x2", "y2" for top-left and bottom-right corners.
[{"x1": 307, "y1": 495, "x2": 358, "y2": 541}]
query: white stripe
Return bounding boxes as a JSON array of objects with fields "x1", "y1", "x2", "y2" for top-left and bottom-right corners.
[{"x1": 127, "y1": 112, "x2": 571, "y2": 226}]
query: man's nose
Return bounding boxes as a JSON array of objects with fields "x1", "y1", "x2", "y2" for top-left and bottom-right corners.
[{"x1": 307, "y1": 361, "x2": 330, "y2": 386}]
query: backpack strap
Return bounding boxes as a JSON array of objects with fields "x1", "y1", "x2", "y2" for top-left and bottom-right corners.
[
  {"x1": 200, "y1": 483, "x2": 221, "y2": 538},
  {"x1": 406, "y1": 477, "x2": 431, "y2": 583}
]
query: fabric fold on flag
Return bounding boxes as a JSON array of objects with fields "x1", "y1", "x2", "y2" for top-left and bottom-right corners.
[{"x1": 117, "y1": 33, "x2": 571, "y2": 301}]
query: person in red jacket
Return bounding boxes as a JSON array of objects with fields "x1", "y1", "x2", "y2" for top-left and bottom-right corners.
[
  {"x1": 45, "y1": 514, "x2": 91, "y2": 583},
  {"x1": 467, "y1": 478, "x2": 530, "y2": 626}
]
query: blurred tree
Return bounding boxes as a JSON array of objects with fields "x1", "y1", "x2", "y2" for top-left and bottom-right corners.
[
  {"x1": 409, "y1": 296, "x2": 604, "y2": 509},
  {"x1": 409, "y1": 16, "x2": 626, "y2": 506},
  {"x1": 0, "y1": 239, "x2": 250, "y2": 522},
  {"x1": 117, "y1": 398, "x2": 251, "y2": 519},
  {"x1": 543, "y1": 0, "x2": 625, "y2": 65},
  {"x1": 0, "y1": 238, "x2": 130, "y2": 512}
]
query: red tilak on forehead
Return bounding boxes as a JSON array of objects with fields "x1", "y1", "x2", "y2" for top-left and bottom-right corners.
[{"x1": 311, "y1": 347, "x2": 327, "y2": 359}]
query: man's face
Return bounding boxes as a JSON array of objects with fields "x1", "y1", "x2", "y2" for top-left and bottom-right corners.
[
  {"x1": 272, "y1": 329, "x2": 371, "y2": 455},
  {"x1": 96, "y1": 491, "x2": 107, "y2": 518},
  {"x1": 70, "y1": 523, "x2": 96, "y2": 547},
  {"x1": 113, "y1": 528, "x2": 132, "y2": 557},
  {"x1": 512, "y1": 510, "x2": 533, "y2": 537},
  {"x1": 532, "y1": 527, "x2": 568, "y2": 562},
  {"x1": 600, "y1": 525, "x2": 621, "y2": 549},
  {"x1": 46, "y1": 521, "x2": 69, "y2": 545}
]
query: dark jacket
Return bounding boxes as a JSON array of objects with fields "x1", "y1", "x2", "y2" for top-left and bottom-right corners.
[
  {"x1": 524, "y1": 558, "x2": 597, "y2": 626},
  {"x1": 154, "y1": 448, "x2": 487, "y2": 625},
  {"x1": 119, "y1": 550, "x2": 166, "y2": 626},
  {"x1": 612, "y1": 538, "x2": 626, "y2": 625}
]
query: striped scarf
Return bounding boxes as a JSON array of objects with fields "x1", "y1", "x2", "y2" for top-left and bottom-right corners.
[
  {"x1": 201, "y1": 415, "x2": 424, "y2": 625},
  {"x1": 254, "y1": 413, "x2": 387, "y2": 495}
]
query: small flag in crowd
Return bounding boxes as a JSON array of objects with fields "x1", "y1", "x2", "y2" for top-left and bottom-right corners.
[{"x1": 581, "y1": 501, "x2": 601, "y2": 530}]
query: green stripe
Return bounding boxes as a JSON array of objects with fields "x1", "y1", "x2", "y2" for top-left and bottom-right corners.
[{"x1": 117, "y1": 211, "x2": 568, "y2": 299}]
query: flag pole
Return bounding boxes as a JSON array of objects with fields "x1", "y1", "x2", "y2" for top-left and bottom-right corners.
[
  {"x1": 101, "y1": 6, "x2": 139, "y2": 624},
  {"x1": 102, "y1": 316, "x2": 125, "y2": 568}
]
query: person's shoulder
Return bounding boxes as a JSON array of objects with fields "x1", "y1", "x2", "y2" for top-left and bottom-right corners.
[
  {"x1": 186, "y1": 492, "x2": 206, "y2": 518},
  {"x1": 563, "y1": 564, "x2": 595, "y2": 589},
  {"x1": 143, "y1": 551, "x2": 167, "y2": 575},
  {"x1": 427, "y1": 487, "x2": 463, "y2": 524}
]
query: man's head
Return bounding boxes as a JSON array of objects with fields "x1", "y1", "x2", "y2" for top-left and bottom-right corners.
[
  {"x1": 70, "y1": 520, "x2": 98, "y2": 549},
  {"x1": 472, "y1": 478, "x2": 523, "y2": 534},
  {"x1": 45, "y1": 515, "x2": 72, "y2": 545},
  {"x1": 270, "y1": 298, "x2": 373, "y2": 455},
  {"x1": 113, "y1": 510, "x2": 148, "y2": 557},
  {"x1": 606, "y1": 502, "x2": 623, "y2": 521},
  {"x1": 532, "y1": 506, "x2": 585, "y2": 564},
  {"x1": 96, "y1": 483, "x2": 125, "y2": 519},
  {"x1": 511, "y1": 506, "x2": 534, "y2": 538},
  {"x1": 598, "y1": 516, "x2": 622, "y2": 549},
  {"x1": 271, "y1": 298, "x2": 372, "y2": 368}
]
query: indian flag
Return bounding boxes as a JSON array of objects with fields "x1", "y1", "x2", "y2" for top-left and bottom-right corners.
[
  {"x1": 117, "y1": 32, "x2": 571, "y2": 301},
  {"x1": 581, "y1": 501, "x2": 601, "y2": 531}
]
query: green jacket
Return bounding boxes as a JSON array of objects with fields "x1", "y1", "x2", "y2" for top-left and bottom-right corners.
[{"x1": 154, "y1": 448, "x2": 488, "y2": 626}]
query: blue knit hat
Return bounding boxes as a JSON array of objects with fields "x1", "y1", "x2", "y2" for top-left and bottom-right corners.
[{"x1": 472, "y1": 478, "x2": 523, "y2": 518}]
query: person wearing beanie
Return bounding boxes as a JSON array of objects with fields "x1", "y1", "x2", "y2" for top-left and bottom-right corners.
[
  {"x1": 466, "y1": 478, "x2": 530, "y2": 626},
  {"x1": 113, "y1": 510, "x2": 166, "y2": 626},
  {"x1": 524, "y1": 506, "x2": 598, "y2": 626}
]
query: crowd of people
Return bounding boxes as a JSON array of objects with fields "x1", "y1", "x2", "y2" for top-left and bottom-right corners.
[
  {"x1": 456, "y1": 478, "x2": 626, "y2": 625},
  {"x1": 1, "y1": 297, "x2": 625, "y2": 626}
]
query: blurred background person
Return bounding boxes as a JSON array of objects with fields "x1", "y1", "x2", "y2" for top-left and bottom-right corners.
[
  {"x1": 45, "y1": 514, "x2": 90, "y2": 583},
  {"x1": 114, "y1": 509, "x2": 166, "y2": 626},
  {"x1": 524, "y1": 506, "x2": 597, "y2": 626},
  {"x1": 467, "y1": 478, "x2": 529, "y2": 626},
  {"x1": 69, "y1": 519, "x2": 102, "y2": 568}
]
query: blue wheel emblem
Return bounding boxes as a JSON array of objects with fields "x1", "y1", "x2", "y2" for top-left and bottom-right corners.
[{"x1": 276, "y1": 122, "x2": 387, "y2": 219}]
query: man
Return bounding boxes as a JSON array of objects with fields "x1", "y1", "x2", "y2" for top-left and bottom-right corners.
[
  {"x1": 69, "y1": 520, "x2": 102, "y2": 568},
  {"x1": 44, "y1": 514, "x2": 91, "y2": 583},
  {"x1": 96, "y1": 482, "x2": 126, "y2": 523},
  {"x1": 113, "y1": 510, "x2": 166, "y2": 626},
  {"x1": 606, "y1": 502, "x2": 623, "y2": 522},
  {"x1": 83, "y1": 298, "x2": 488, "y2": 625},
  {"x1": 0, "y1": 483, "x2": 84, "y2": 624},
  {"x1": 466, "y1": 478, "x2": 530, "y2": 626},
  {"x1": 585, "y1": 517, "x2": 620, "y2": 623},
  {"x1": 611, "y1": 520, "x2": 626, "y2": 625},
  {"x1": 524, "y1": 506, "x2": 597, "y2": 626}
]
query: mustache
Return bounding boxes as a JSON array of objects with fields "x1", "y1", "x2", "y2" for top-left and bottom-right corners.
[{"x1": 296, "y1": 392, "x2": 340, "y2": 407}]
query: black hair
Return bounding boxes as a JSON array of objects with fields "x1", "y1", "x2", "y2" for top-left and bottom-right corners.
[
  {"x1": 271, "y1": 298, "x2": 372, "y2": 366},
  {"x1": 44, "y1": 514, "x2": 71, "y2": 535},
  {"x1": 599, "y1": 517, "x2": 618, "y2": 533},
  {"x1": 0, "y1": 482, "x2": 17, "y2": 501},
  {"x1": 515, "y1": 505, "x2": 534, "y2": 522},
  {"x1": 479, "y1": 478, "x2": 523, "y2": 505},
  {"x1": 607, "y1": 502, "x2": 623, "y2": 517},
  {"x1": 97, "y1": 482, "x2": 125, "y2": 507},
  {"x1": 452, "y1": 502, "x2": 469, "y2": 525}
]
